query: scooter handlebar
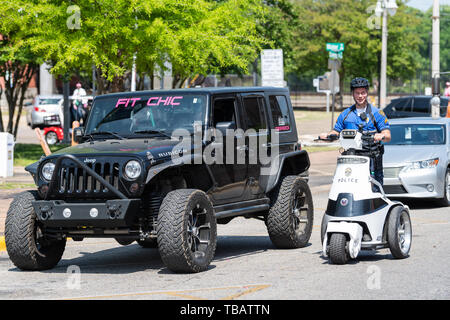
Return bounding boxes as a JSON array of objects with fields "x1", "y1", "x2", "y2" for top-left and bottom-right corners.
[{"x1": 315, "y1": 134, "x2": 339, "y2": 142}]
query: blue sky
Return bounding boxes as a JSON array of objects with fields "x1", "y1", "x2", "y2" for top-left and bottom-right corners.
[{"x1": 407, "y1": 0, "x2": 450, "y2": 11}]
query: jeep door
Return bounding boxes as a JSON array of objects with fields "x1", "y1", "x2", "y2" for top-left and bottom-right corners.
[
  {"x1": 238, "y1": 92, "x2": 269, "y2": 199},
  {"x1": 208, "y1": 94, "x2": 248, "y2": 204}
]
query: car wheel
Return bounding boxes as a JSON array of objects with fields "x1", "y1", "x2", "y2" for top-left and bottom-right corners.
[
  {"x1": 45, "y1": 131, "x2": 59, "y2": 145},
  {"x1": 266, "y1": 176, "x2": 314, "y2": 249},
  {"x1": 438, "y1": 169, "x2": 450, "y2": 207},
  {"x1": 387, "y1": 206, "x2": 412, "y2": 259},
  {"x1": 157, "y1": 189, "x2": 217, "y2": 273},
  {"x1": 5, "y1": 191, "x2": 66, "y2": 270}
]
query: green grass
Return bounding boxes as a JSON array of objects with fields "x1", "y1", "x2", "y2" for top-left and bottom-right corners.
[
  {"x1": 293, "y1": 110, "x2": 334, "y2": 122},
  {"x1": 14, "y1": 143, "x2": 68, "y2": 167},
  {"x1": 0, "y1": 182, "x2": 36, "y2": 190}
]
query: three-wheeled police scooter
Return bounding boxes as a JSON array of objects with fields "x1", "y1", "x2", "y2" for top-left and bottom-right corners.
[{"x1": 319, "y1": 120, "x2": 412, "y2": 264}]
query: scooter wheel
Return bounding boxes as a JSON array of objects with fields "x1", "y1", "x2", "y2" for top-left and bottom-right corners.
[
  {"x1": 329, "y1": 233, "x2": 349, "y2": 265},
  {"x1": 45, "y1": 131, "x2": 58, "y2": 145},
  {"x1": 387, "y1": 206, "x2": 412, "y2": 259}
]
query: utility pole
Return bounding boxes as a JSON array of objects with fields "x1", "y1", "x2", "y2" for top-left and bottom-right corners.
[
  {"x1": 431, "y1": 0, "x2": 440, "y2": 118},
  {"x1": 62, "y1": 80, "x2": 71, "y2": 144},
  {"x1": 376, "y1": 0, "x2": 397, "y2": 109},
  {"x1": 432, "y1": 0, "x2": 440, "y2": 80},
  {"x1": 379, "y1": 7, "x2": 388, "y2": 109}
]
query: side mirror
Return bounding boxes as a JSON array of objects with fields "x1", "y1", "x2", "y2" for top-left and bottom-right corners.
[
  {"x1": 73, "y1": 127, "x2": 85, "y2": 143},
  {"x1": 215, "y1": 121, "x2": 236, "y2": 136}
]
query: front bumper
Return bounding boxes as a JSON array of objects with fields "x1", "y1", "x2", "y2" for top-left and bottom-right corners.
[
  {"x1": 383, "y1": 166, "x2": 444, "y2": 199},
  {"x1": 32, "y1": 199, "x2": 141, "y2": 228}
]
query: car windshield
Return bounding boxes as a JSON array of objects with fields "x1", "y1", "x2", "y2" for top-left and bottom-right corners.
[
  {"x1": 386, "y1": 124, "x2": 446, "y2": 145},
  {"x1": 85, "y1": 94, "x2": 207, "y2": 137},
  {"x1": 39, "y1": 98, "x2": 62, "y2": 105}
]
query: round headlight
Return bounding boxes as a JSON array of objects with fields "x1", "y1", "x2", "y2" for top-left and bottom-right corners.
[
  {"x1": 124, "y1": 160, "x2": 142, "y2": 180},
  {"x1": 41, "y1": 162, "x2": 55, "y2": 181}
]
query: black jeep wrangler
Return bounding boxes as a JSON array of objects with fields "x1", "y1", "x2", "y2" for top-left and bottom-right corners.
[{"x1": 5, "y1": 87, "x2": 312, "y2": 273}]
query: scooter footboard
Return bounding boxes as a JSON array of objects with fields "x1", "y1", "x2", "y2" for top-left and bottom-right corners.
[{"x1": 322, "y1": 222, "x2": 363, "y2": 259}]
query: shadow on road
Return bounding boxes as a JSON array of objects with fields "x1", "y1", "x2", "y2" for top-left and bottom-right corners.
[
  {"x1": 316, "y1": 249, "x2": 396, "y2": 265},
  {"x1": 389, "y1": 198, "x2": 446, "y2": 210},
  {"x1": 7, "y1": 235, "x2": 314, "y2": 274}
]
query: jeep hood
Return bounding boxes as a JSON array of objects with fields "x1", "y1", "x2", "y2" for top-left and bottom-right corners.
[{"x1": 51, "y1": 138, "x2": 185, "y2": 160}]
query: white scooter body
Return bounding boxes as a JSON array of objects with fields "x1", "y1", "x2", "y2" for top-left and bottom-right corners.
[{"x1": 321, "y1": 130, "x2": 411, "y2": 261}]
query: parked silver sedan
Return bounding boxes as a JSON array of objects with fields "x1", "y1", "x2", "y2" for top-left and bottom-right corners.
[
  {"x1": 26, "y1": 95, "x2": 63, "y2": 129},
  {"x1": 383, "y1": 117, "x2": 450, "y2": 206}
]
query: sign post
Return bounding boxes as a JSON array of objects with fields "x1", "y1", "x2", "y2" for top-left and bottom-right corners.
[
  {"x1": 313, "y1": 73, "x2": 331, "y2": 112},
  {"x1": 326, "y1": 43, "x2": 344, "y2": 129}
]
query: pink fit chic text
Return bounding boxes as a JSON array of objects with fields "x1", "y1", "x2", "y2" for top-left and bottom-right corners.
[{"x1": 115, "y1": 96, "x2": 183, "y2": 108}]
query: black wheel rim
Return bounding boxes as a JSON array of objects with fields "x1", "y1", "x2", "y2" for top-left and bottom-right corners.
[
  {"x1": 34, "y1": 223, "x2": 52, "y2": 255},
  {"x1": 292, "y1": 188, "x2": 309, "y2": 235},
  {"x1": 187, "y1": 203, "x2": 211, "y2": 259}
]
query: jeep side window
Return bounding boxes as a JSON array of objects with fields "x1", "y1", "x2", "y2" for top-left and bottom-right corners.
[
  {"x1": 242, "y1": 96, "x2": 267, "y2": 131},
  {"x1": 269, "y1": 95, "x2": 290, "y2": 131},
  {"x1": 212, "y1": 98, "x2": 237, "y2": 126}
]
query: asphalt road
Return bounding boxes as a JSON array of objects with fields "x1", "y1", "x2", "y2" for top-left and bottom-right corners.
[{"x1": 1, "y1": 185, "x2": 448, "y2": 301}]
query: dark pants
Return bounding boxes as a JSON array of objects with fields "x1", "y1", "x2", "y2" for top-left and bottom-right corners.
[{"x1": 370, "y1": 155, "x2": 384, "y2": 192}]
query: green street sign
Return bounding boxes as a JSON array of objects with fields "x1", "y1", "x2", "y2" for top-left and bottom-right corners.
[
  {"x1": 329, "y1": 51, "x2": 343, "y2": 59},
  {"x1": 326, "y1": 43, "x2": 345, "y2": 53}
]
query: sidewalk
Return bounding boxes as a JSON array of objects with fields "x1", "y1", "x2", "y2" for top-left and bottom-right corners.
[{"x1": 0, "y1": 166, "x2": 34, "y2": 185}]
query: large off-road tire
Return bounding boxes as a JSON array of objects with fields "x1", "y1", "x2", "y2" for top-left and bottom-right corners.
[
  {"x1": 136, "y1": 238, "x2": 158, "y2": 248},
  {"x1": 266, "y1": 176, "x2": 314, "y2": 249},
  {"x1": 5, "y1": 191, "x2": 66, "y2": 271},
  {"x1": 329, "y1": 233, "x2": 349, "y2": 265},
  {"x1": 387, "y1": 206, "x2": 412, "y2": 259},
  {"x1": 157, "y1": 189, "x2": 217, "y2": 273},
  {"x1": 438, "y1": 169, "x2": 450, "y2": 207}
]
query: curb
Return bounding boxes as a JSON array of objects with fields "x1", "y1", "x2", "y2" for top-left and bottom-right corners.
[{"x1": 0, "y1": 236, "x2": 5, "y2": 252}]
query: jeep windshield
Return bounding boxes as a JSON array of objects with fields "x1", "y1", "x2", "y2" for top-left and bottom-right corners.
[{"x1": 85, "y1": 94, "x2": 207, "y2": 138}]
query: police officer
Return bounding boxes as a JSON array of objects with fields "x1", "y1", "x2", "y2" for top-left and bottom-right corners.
[{"x1": 320, "y1": 77, "x2": 391, "y2": 187}]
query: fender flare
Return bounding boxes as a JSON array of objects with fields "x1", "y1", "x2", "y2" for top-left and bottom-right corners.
[{"x1": 262, "y1": 150, "x2": 310, "y2": 194}]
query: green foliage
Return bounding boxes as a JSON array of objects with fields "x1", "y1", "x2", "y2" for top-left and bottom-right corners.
[
  {"x1": 415, "y1": 5, "x2": 450, "y2": 80},
  {"x1": 1, "y1": 0, "x2": 266, "y2": 89},
  {"x1": 292, "y1": 0, "x2": 422, "y2": 85}
]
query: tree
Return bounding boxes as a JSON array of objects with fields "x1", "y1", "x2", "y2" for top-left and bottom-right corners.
[
  {"x1": 6, "y1": 0, "x2": 266, "y2": 93},
  {"x1": 290, "y1": 0, "x2": 423, "y2": 93},
  {"x1": 0, "y1": 4, "x2": 41, "y2": 138},
  {"x1": 258, "y1": 0, "x2": 302, "y2": 75},
  {"x1": 416, "y1": 5, "x2": 450, "y2": 84}
]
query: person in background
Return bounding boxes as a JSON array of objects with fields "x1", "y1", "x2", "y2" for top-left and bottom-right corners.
[
  {"x1": 444, "y1": 82, "x2": 450, "y2": 97},
  {"x1": 72, "y1": 82, "x2": 88, "y2": 124}
]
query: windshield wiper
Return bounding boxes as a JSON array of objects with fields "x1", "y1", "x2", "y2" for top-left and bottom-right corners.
[
  {"x1": 132, "y1": 130, "x2": 172, "y2": 138},
  {"x1": 88, "y1": 131, "x2": 125, "y2": 140}
]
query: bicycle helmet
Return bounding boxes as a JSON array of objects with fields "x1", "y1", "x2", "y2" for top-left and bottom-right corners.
[{"x1": 350, "y1": 77, "x2": 370, "y2": 91}]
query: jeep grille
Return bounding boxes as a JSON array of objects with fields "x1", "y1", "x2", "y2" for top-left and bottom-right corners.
[{"x1": 56, "y1": 160, "x2": 121, "y2": 196}]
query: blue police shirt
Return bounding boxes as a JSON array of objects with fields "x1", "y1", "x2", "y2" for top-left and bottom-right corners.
[{"x1": 334, "y1": 104, "x2": 390, "y2": 133}]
